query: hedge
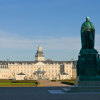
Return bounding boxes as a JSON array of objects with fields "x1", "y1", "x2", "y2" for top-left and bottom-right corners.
[
  {"x1": 11, "y1": 80, "x2": 38, "y2": 83},
  {"x1": 0, "y1": 79, "x2": 12, "y2": 83},
  {"x1": 61, "y1": 79, "x2": 76, "y2": 85}
]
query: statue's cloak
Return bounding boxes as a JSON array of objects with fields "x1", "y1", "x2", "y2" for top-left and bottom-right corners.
[{"x1": 81, "y1": 21, "x2": 95, "y2": 49}]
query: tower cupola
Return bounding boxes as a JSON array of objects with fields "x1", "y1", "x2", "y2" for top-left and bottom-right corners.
[{"x1": 35, "y1": 45, "x2": 45, "y2": 61}]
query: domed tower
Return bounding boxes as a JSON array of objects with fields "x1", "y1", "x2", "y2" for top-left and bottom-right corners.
[{"x1": 35, "y1": 45, "x2": 45, "y2": 61}]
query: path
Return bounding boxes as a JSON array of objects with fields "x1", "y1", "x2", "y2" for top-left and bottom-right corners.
[{"x1": 38, "y1": 79, "x2": 69, "y2": 87}]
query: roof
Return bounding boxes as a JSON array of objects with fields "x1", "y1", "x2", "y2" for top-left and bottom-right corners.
[
  {"x1": 0, "y1": 60, "x2": 77, "y2": 64},
  {"x1": 0, "y1": 61, "x2": 8, "y2": 65},
  {"x1": 17, "y1": 72, "x2": 25, "y2": 75}
]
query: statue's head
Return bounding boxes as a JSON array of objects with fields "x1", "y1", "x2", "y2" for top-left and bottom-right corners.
[{"x1": 86, "y1": 16, "x2": 90, "y2": 22}]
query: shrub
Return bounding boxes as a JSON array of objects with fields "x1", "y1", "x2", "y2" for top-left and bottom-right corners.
[
  {"x1": 61, "y1": 79, "x2": 76, "y2": 85},
  {"x1": 11, "y1": 80, "x2": 38, "y2": 83},
  {"x1": 0, "y1": 79, "x2": 12, "y2": 83}
]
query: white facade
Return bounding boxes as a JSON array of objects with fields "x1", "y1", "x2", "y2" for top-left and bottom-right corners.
[{"x1": 0, "y1": 45, "x2": 77, "y2": 80}]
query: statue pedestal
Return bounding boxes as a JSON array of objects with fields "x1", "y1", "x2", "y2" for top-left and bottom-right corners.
[
  {"x1": 75, "y1": 76, "x2": 100, "y2": 86},
  {"x1": 66, "y1": 77, "x2": 100, "y2": 92},
  {"x1": 76, "y1": 81, "x2": 100, "y2": 86},
  {"x1": 66, "y1": 86, "x2": 100, "y2": 92},
  {"x1": 77, "y1": 49, "x2": 100, "y2": 81},
  {"x1": 66, "y1": 49, "x2": 100, "y2": 92}
]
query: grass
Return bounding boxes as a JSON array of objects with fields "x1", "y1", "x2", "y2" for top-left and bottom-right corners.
[
  {"x1": 12, "y1": 80, "x2": 38, "y2": 83},
  {"x1": 0, "y1": 83, "x2": 37, "y2": 87},
  {"x1": 0, "y1": 80, "x2": 39, "y2": 87}
]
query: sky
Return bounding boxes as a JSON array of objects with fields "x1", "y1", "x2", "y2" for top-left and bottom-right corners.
[{"x1": 0, "y1": 0, "x2": 100, "y2": 61}]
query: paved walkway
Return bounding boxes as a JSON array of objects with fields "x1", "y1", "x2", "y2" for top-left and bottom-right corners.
[{"x1": 38, "y1": 79, "x2": 69, "y2": 87}]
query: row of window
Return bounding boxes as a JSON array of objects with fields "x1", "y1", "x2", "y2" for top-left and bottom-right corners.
[
  {"x1": 0, "y1": 70, "x2": 8, "y2": 73},
  {"x1": 0, "y1": 75, "x2": 8, "y2": 78},
  {"x1": 0, "y1": 69, "x2": 71, "y2": 73},
  {"x1": 9, "y1": 65, "x2": 60, "y2": 68},
  {"x1": 0, "y1": 65, "x2": 8, "y2": 68}
]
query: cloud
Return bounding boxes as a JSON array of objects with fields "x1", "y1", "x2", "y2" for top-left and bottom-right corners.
[
  {"x1": 0, "y1": 33, "x2": 81, "y2": 50},
  {"x1": 39, "y1": 37, "x2": 81, "y2": 50},
  {"x1": 0, "y1": 37, "x2": 33, "y2": 48},
  {"x1": 0, "y1": 30, "x2": 100, "y2": 52},
  {"x1": 0, "y1": 30, "x2": 33, "y2": 49}
]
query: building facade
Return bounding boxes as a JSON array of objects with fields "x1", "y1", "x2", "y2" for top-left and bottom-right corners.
[{"x1": 0, "y1": 45, "x2": 77, "y2": 80}]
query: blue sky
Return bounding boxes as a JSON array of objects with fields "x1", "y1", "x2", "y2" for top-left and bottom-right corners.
[{"x1": 0, "y1": 0, "x2": 100, "y2": 61}]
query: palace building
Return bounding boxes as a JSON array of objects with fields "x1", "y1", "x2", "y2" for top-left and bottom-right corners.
[{"x1": 0, "y1": 45, "x2": 77, "y2": 80}]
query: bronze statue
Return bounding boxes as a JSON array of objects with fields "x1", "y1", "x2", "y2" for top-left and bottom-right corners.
[
  {"x1": 81, "y1": 17, "x2": 95, "y2": 49},
  {"x1": 77, "y1": 17, "x2": 100, "y2": 81}
]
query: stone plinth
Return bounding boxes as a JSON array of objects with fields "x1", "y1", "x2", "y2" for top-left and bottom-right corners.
[
  {"x1": 66, "y1": 79, "x2": 100, "y2": 92},
  {"x1": 75, "y1": 81, "x2": 100, "y2": 86},
  {"x1": 66, "y1": 86, "x2": 100, "y2": 92},
  {"x1": 77, "y1": 49, "x2": 100, "y2": 81},
  {"x1": 72, "y1": 48, "x2": 100, "y2": 92}
]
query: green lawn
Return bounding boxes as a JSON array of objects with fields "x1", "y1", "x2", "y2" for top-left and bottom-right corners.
[
  {"x1": 0, "y1": 80, "x2": 39, "y2": 87},
  {"x1": 0, "y1": 83, "x2": 34, "y2": 85},
  {"x1": 0, "y1": 83, "x2": 37, "y2": 87}
]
